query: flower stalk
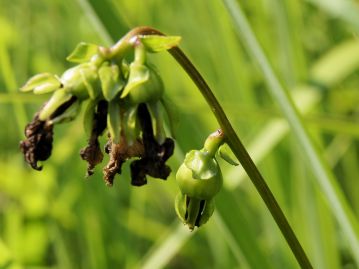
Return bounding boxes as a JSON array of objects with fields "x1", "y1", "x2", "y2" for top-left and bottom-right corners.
[
  {"x1": 113, "y1": 26, "x2": 312, "y2": 269},
  {"x1": 19, "y1": 25, "x2": 312, "y2": 268}
]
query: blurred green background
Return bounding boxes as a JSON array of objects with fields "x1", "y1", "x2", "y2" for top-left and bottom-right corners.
[{"x1": 1, "y1": 0, "x2": 359, "y2": 268}]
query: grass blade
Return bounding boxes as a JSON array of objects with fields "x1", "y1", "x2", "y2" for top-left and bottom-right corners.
[{"x1": 222, "y1": 0, "x2": 359, "y2": 264}]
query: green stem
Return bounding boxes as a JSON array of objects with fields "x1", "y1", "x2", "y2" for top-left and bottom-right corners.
[
  {"x1": 110, "y1": 26, "x2": 313, "y2": 269},
  {"x1": 203, "y1": 129, "x2": 225, "y2": 158}
]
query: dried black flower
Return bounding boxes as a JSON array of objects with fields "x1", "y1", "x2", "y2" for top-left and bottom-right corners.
[
  {"x1": 130, "y1": 103, "x2": 174, "y2": 186},
  {"x1": 20, "y1": 96, "x2": 77, "y2": 170},
  {"x1": 20, "y1": 113, "x2": 53, "y2": 170}
]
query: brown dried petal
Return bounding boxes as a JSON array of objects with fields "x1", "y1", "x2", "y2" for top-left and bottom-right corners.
[
  {"x1": 103, "y1": 137, "x2": 144, "y2": 186},
  {"x1": 80, "y1": 137, "x2": 103, "y2": 177},
  {"x1": 20, "y1": 97, "x2": 77, "y2": 170},
  {"x1": 20, "y1": 114, "x2": 53, "y2": 171},
  {"x1": 129, "y1": 104, "x2": 175, "y2": 186},
  {"x1": 130, "y1": 138, "x2": 174, "y2": 186}
]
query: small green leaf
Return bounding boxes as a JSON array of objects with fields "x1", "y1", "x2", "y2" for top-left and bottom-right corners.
[
  {"x1": 83, "y1": 100, "x2": 97, "y2": 136},
  {"x1": 39, "y1": 89, "x2": 72, "y2": 120},
  {"x1": 120, "y1": 63, "x2": 149, "y2": 99},
  {"x1": 20, "y1": 73, "x2": 60, "y2": 92},
  {"x1": 218, "y1": 144, "x2": 239, "y2": 166},
  {"x1": 99, "y1": 64, "x2": 125, "y2": 101},
  {"x1": 139, "y1": 35, "x2": 181, "y2": 53},
  {"x1": 107, "y1": 101, "x2": 121, "y2": 143},
  {"x1": 66, "y1": 42, "x2": 99, "y2": 63}
]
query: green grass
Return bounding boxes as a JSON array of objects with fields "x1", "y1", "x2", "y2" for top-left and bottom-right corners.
[{"x1": 1, "y1": 0, "x2": 359, "y2": 268}]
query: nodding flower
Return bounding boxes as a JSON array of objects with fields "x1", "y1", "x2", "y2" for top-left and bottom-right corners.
[
  {"x1": 175, "y1": 130, "x2": 225, "y2": 230},
  {"x1": 20, "y1": 39, "x2": 176, "y2": 187}
]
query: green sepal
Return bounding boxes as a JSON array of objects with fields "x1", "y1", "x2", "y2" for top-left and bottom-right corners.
[
  {"x1": 198, "y1": 199, "x2": 215, "y2": 227},
  {"x1": 174, "y1": 192, "x2": 187, "y2": 223},
  {"x1": 121, "y1": 60, "x2": 130, "y2": 80},
  {"x1": 174, "y1": 193, "x2": 215, "y2": 230},
  {"x1": 218, "y1": 144, "x2": 239, "y2": 166},
  {"x1": 147, "y1": 102, "x2": 165, "y2": 144},
  {"x1": 139, "y1": 35, "x2": 181, "y2": 53},
  {"x1": 83, "y1": 100, "x2": 97, "y2": 136},
  {"x1": 184, "y1": 150, "x2": 219, "y2": 180},
  {"x1": 185, "y1": 196, "x2": 202, "y2": 230},
  {"x1": 107, "y1": 100, "x2": 121, "y2": 143},
  {"x1": 121, "y1": 64, "x2": 164, "y2": 105},
  {"x1": 123, "y1": 105, "x2": 139, "y2": 145},
  {"x1": 160, "y1": 96, "x2": 179, "y2": 138},
  {"x1": 20, "y1": 73, "x2": 60, "y2": 93},
  {"x1": 33, "y1": 81, "x2": 61, "y2": 95},
  {"x1": 49, "y1": 100, "x2": 81, "y2": 125},
  {"x1": 120, "y1": 63, "x2": 149, "y2": 99},
  {"x1": 39, "y1": 89, "x2": 72, "y2": 120},
  {"x1": 66, "y1": 42, "x2": 99, "y2": 63},
  {"x1": 99, "y1": 63, "x2": 125, "y2": 101},
  {"x1": 80, "y1": 68, "x2": 99, "y2": 99}
]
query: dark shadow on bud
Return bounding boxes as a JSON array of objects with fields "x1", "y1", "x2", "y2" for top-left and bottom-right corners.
[
  {"x1": 20, "y1": 96, "x2": 77, "y2": 170},
  {"x1": 80, "y1": 100, "x2": 108, "y2": 177},
  {"x1": 130, "y1": 103, "x2": 174, "y2": 186}
]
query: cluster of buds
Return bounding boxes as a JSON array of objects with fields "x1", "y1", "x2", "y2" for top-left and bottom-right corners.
[
  {"x1": 175, "y1": 130, "x2": 238, "y2": 230},
  {"x1": 20, "y1": 35, "x2": 180, "y2": 186},
  {"x1": 19, "y1": 31, "x2": 238, "y2": 229}
]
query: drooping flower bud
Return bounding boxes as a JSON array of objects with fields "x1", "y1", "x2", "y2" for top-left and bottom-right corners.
[
  {"x1": 175, "y1": 130, "x2": 225, "y2": 229},
  {"x1": 120, "y1": 63, "x2": 164, "y2": 105},
  {"x1": 60, "y1": 63, "x2": 100, "y2": 100}
]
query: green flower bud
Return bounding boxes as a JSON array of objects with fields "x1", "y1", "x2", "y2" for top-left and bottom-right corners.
[
  {"x1": 176, "y1": 150, "x2": 223, "y2": 200},
  {"x1": 61, "y1": 63, "x2": 99, "y2": 100},
  {"x1": 175, "y1": 130, "x2": 225, "y2": 229},
  {"x1": 99, "y1": 62, "x2": 125, "y2": 101},
  {"x1": 120, "y1": 63, "x2": 164, "y2": 105}
]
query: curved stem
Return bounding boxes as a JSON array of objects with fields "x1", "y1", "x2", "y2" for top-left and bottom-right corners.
[{"x1": 111, "y1": 26, "x2": 313, "y2": 269}]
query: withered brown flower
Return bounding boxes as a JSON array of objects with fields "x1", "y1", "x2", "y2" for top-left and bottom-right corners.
[
  {"x1": 103, "y1": 103, "x2": 174, "y2": 186},
  {"x1": 20, "y1": 96, "x2": 77, "y2": 170}
]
